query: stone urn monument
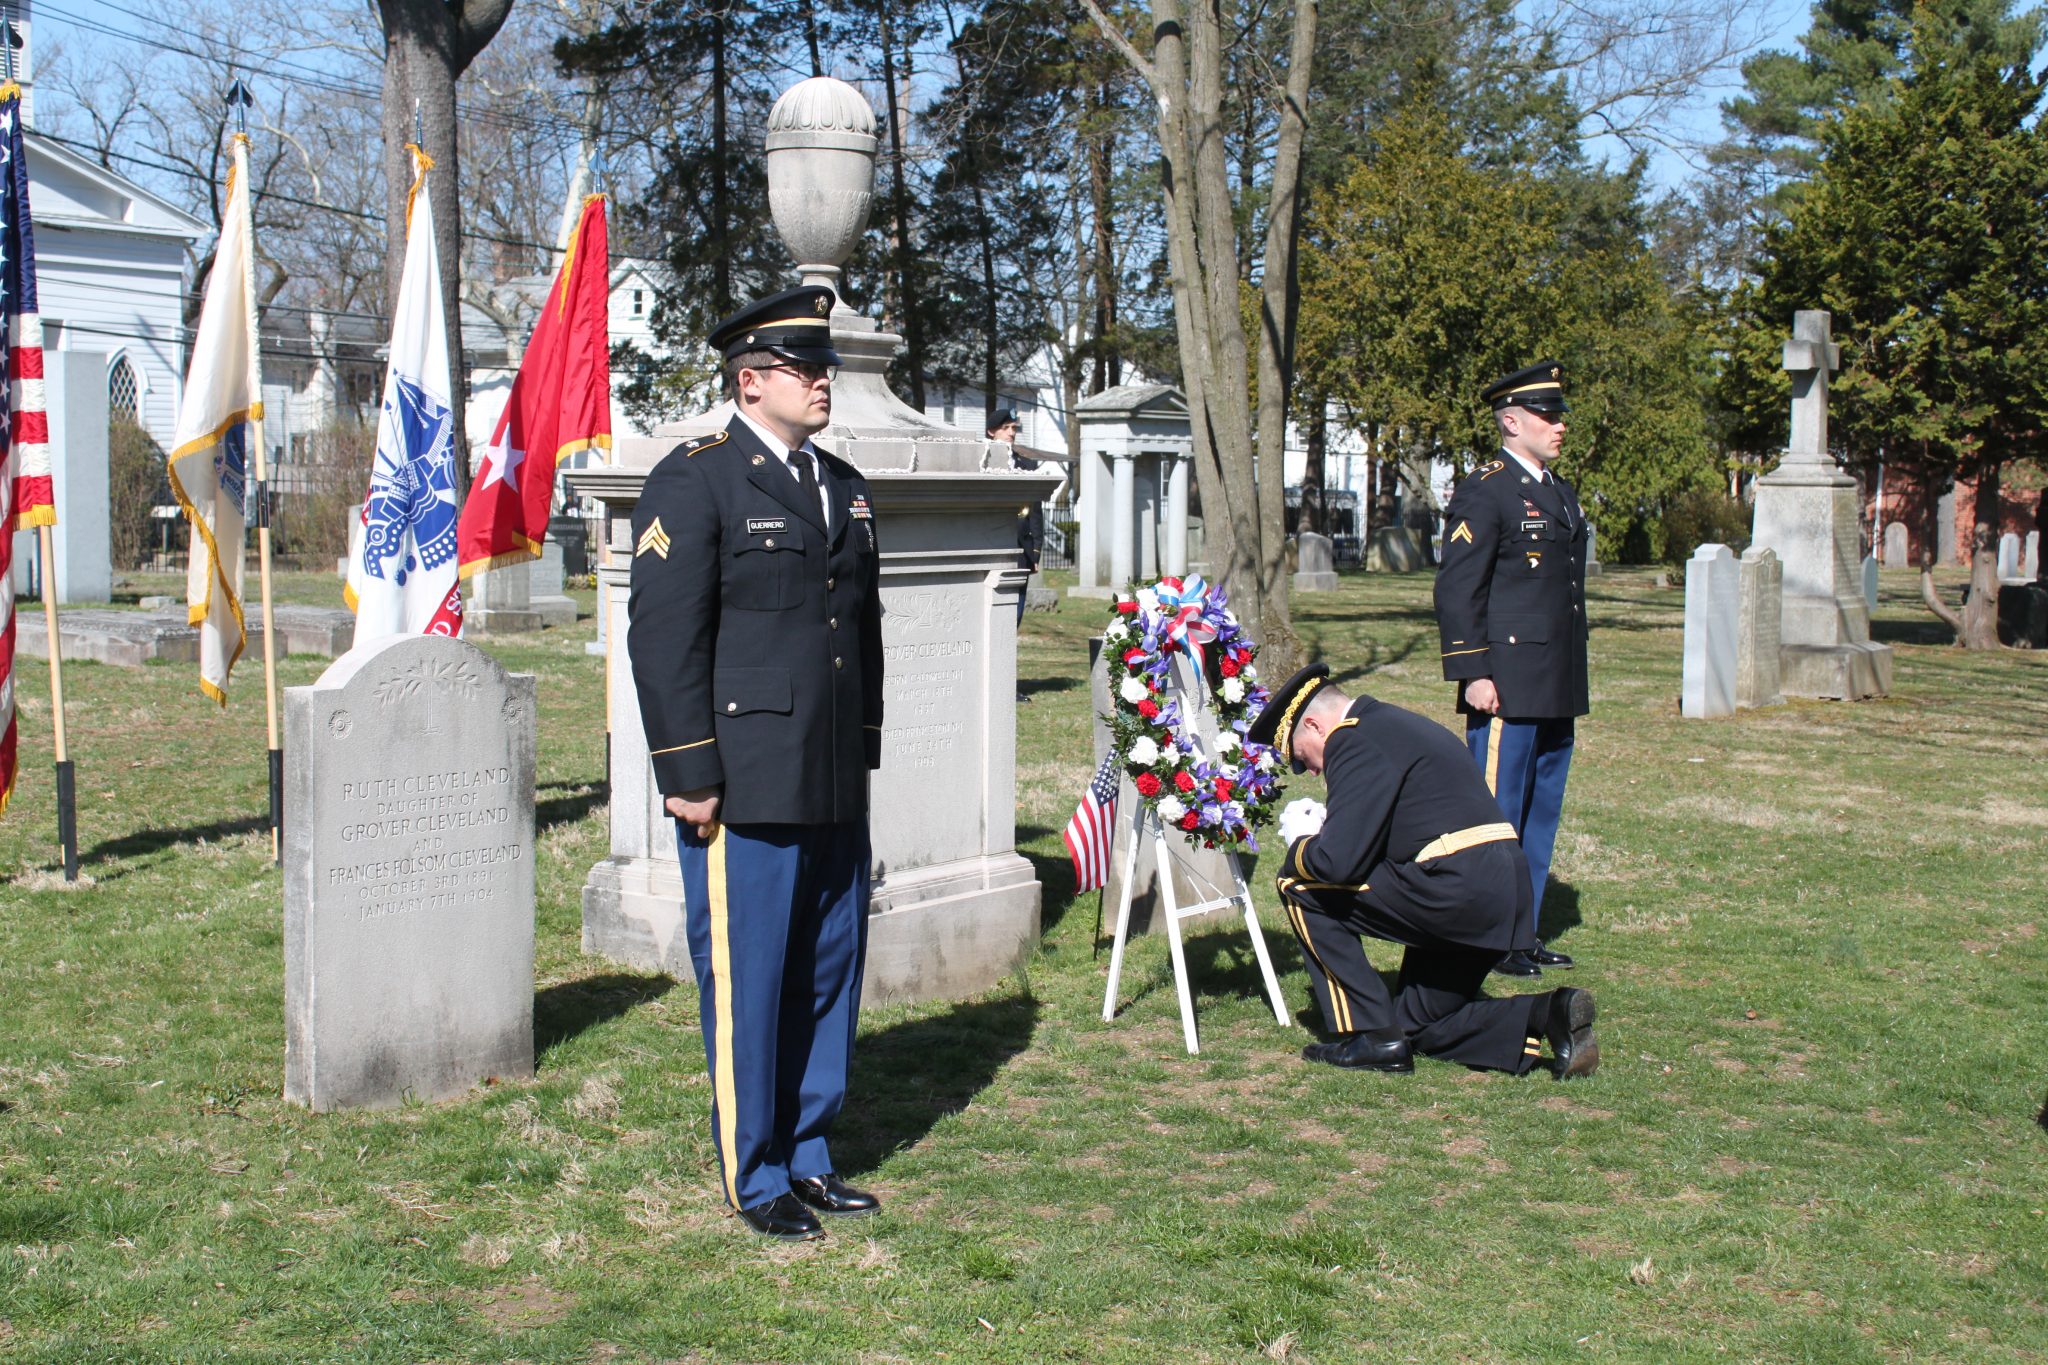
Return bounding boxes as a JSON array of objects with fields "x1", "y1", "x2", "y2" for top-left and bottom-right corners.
[{"x1": 575, "y1": 77, "x2": 1061, "y2": 1005}]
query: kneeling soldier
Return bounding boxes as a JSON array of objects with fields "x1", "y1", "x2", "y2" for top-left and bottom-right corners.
[{"x1": 1246, "y1": 663, "x2": 1598, "y2": 1078}]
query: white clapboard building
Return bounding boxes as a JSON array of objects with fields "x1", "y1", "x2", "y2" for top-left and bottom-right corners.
[{"x1": 24, "y1": 130, "x2": 205, "y2": 451}]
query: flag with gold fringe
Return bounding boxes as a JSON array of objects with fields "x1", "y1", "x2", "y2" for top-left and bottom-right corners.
[
  {"x1": 0, "y1": 81, "x2": 52, "y2": 814},
  {"x1": 456, "y1": 194, "x2": 612, "y2": 577},
  {"x1": 166, "y1": 133, "x2": 261, "y2": 705},
  {"x1": 346, "y1": 144, "x2": 461, "y2": 641}
]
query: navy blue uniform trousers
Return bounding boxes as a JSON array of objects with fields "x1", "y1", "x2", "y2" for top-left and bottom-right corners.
[
  {"x1": 676, "y1": 819, "x2": 870, "y2": 1211},
  {"x1": 1468, "y1": 715, "x2": 1575, "y2": 935}
]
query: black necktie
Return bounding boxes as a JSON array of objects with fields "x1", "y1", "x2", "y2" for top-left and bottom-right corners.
[{"x1": 789, "y1": 448, "x2": 824, "y2": 525}]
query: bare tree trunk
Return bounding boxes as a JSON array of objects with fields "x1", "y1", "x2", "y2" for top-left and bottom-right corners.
[
  {"x1": 877, "y1": 4, "x2": 926, "y2": 409},
  {"x1": 379, "y1": 0, "x2": 515, "y2": 504},
  {"x1": 1961, "y1": 462, "x2": 2004, "y2": 649},
  {"x1": 1250, "y1": 0, "x2": 1316, "y2": 664},
  {"x1": 1298, "y1": 402, "x2": 1325, "y2": 534},
  {"x1": 1088, "y1": 87, "x2": 1118, "y2": 395}
]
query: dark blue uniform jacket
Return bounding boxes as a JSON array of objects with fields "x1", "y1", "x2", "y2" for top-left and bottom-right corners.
[
  {"x1": 1280, "y1": 696, "x2": 1534, "y2": 954},
  {"x1": 1433, "y1": 454, "x2": 1590, "y2": 719},
  {"x1": 627, "y1": 416, "x2": 884, "y2": 825}
]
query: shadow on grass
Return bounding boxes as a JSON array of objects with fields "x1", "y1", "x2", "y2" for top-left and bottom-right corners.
[
  {"x1": 1019, "y1": 674, "x2": 1083, "y2": 700},
  {"x1": 1014, "y1": 824, "x2": 1083, "y2": 935},
  {"x1": 1112, "y1": 924, "x2": 1308, "y2": 1020},
  {"x1": 1870, "y1": 615, "x2": 1962, "y2": 646},
  {"x1": 834, "y1": 991, "x2": 1040, "y2": 1177},
  {"x1": 534, "y1": 972, "x2": 675, "y2": 1060},
  {"x1": 83, "y1": 813, "x2": 272, "y2": 878},
  {"x1": 1539, "y1": 878, "x2": 1584, "y2": 944},
  {"x1": 537, "y1": 780, "x2": 607, "y2": 834}
]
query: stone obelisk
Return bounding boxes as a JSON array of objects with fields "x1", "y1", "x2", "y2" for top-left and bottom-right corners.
[
  {"x1": 575, "y1": 78, "x2": 1060, "y2": 1004},
  {"x1": 1748, "y1": 310, "x2": 1892, "y2": 699}
]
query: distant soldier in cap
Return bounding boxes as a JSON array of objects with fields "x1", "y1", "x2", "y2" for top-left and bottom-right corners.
[
  {"x1": 626, "y1": 285, "x2": 885, "y2": 1240},
  {"x1": 988, "y1": 407, "x2": 1043, "y2": 665},
  {"x1": 1246, "y1": 663, "x2": 1598, "y2": 1078},
  {"x1": 1433, "y1": 359, "x2": 1590, "y2": 978}
]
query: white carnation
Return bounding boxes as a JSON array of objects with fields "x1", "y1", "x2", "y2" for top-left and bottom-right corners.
[
  {"x1": 1119, "y1": 675, "x2": 1150, "y2": 704},
  {"x1": 1221, "y1": 677, "x2": 1246, "y2": 704},
  {"x1": 1217, "y1": 730, "x2": 1240, "y2": 753},
  {"x1": 1157, "y1": 795, "x2": 1187, "y2": 821},
  {"x1": 1257, "y1": 750, "x2": 1276, "y2": 772},
  {"x1": 1159, "y1": 742, "x2": 1178, "y2": 763},
  {"x1": 1126, "y1": 736, "x2": 1160, "y2": 766},
  {"x1": 1137, "y1": 588, "x2": 1160, "y2": 616},
  {"x1": 1105, "y1": 620, "x2": 1129, "y2": 641}
]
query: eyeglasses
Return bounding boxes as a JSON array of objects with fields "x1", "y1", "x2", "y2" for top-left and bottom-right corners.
[{"x1": 754, "y1": 361, "x2": 838, "y2": 386}]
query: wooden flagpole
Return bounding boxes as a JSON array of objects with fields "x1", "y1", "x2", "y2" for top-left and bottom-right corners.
[
  {"x1": 228, "y1": 90, "x2": 283, "y2": 863},
  {"x1": 36, "y1": 529, "x2": 75, "y2": 879}
]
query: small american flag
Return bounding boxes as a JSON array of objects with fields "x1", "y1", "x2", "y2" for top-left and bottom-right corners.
[
  {"x1": 0, "y1": 84, "x2": 52, "y2": 819},
  {"x1": 1063, "y1": 751, "x2": 1121, "y2": 892}
]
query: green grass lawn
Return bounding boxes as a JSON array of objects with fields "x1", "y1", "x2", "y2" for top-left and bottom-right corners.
[{"x1": 3, "y1": 565, "x2": 2044, "y2": 1363}]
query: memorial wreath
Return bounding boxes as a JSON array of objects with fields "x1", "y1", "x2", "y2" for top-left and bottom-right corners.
[{"x1": 1103, "y1": 575, "x2": 1282, "y2": 852}]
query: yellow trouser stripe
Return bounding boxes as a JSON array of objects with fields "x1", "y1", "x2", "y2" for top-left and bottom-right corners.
[
  {"x1": 1485, "y1": 718, "x2": 1503, "y2": 796},
  {"x1": 707, "y1": 828, "x2": 740, "y2": 1207},
  {"x1": 1286, "y1": 900, "x2": 1351, "y2": 1033},
  {"x1": 1416, "y1": 822, "x2": 1519, "y2": 861}
]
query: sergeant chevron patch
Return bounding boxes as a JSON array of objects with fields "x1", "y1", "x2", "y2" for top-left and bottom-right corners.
[
  {"x1": 1450, "y1": 521, "x2": 1474, "y2": 545},
  {"x1": 637, "y1": 517, "x2": 671, "y2": 559}
]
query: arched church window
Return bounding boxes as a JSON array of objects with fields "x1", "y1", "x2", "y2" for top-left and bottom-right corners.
[{"x1": 109, "y1": 355, "x2": 141, "y2": 422}]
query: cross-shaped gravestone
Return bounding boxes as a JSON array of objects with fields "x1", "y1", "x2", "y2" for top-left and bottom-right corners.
[{"x1": 1783, "y1": 310, "x2": 1841, "y2": 465}]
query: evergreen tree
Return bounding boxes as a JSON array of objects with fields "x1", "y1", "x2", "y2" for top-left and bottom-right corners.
[{"x1": 1745, "y1": 2, "x2": 2048, "y2": 645}]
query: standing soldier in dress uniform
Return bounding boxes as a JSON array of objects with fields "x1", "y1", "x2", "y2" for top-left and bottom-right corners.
[
  {"x1": 1246, "y1": 664, "x2": 1598, "y2": 1078},
  {"x1": 1433, "y1": 360, "x2": 1590, "y2": 978},
  {"x1": 626, "y1": 285, "x2": 885, "y2": 1241}
]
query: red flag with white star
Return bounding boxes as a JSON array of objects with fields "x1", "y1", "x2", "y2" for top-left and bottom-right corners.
[{"x1": 456, "y1": 195, "x2": 612, "y2": 577}]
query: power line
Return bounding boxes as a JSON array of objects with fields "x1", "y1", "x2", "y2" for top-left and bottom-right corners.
[
  {"x1": 33, "y1": 128, "x2": 568, "y2": 256},
  {"x1": 46, "y1": 3, "x2": 584, "y2": 141}
]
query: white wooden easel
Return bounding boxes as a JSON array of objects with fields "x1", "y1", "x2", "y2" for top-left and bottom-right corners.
[{"x1": 1098, "y1": 655, "x2": 1290, "y2": 1054}]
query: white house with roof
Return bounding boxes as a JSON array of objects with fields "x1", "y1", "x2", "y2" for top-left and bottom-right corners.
[{"x1": 23, "y1": 130, "x2": 205, "y2": 450}]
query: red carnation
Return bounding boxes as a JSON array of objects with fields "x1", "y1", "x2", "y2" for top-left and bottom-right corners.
[
  {"x1": 1215, "y1": 779, "x2": 1234, "y2": 801},
  {"x1": 1180, "y1": 811, "x2": 1201, "y2": 831},
  {"x1": 1135, "y1": 772, "x2": 1162, "y2": 797},
  {"x1": 1219, "y1": 658, "x2": 1240, "y2": 677},
  {"x1": 1124, "y1": 648, "x2": 1146, "y2": 666},
  {"x1": 1137, "y1": 699, "x2": 1160, "y2": 719},
  {"x1": 1174, "y1": 771, "x2": 1196, "y2": 793},
  {"x1": 1116, "y1": 601, "x2": 1138, "y2": 614}
]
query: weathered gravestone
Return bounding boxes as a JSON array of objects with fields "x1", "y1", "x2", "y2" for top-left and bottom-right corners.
[
  {"x1": 527, "y1": 542, "x2": 577, "y2": 628},
  {"x1": 1584, "y1": 521, "x2": 1601, "y2": 576},
  {"x1": 1998, "y1": 532, "x2": 2023, "y2": 583},
  {"x1": 1368, "y1": 526, "x2": 1425, "y2": 573},
  {"x1": 1681, "y1": 545, "x2": 1738, "y2": 718},
  {"x1": 1884, "y1": 521, "x2": 1909, "y2": 567},
  {"x1": 1293, "y1": 531, "x2": 1339, "y2": 592},
  {"x1": 1862, "y1": 553, "x2": 1879, "y2": 616},
  {"x1": 283, "y1": 634, "x2": 537, "y2": 1111},
  {"x1": 1737, "y1": 547, "x2": 1784, "y2": 709},
  {"x1": 1748, "y1": 311, "x2": 1891, "y2": 698},
  {"x1": 2026, "y1": 530, "x2": 2040, "y2": 581}
]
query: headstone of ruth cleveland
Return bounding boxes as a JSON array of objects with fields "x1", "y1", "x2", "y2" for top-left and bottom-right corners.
[
  {"x1": 283, "y1": 634, "x2": 538, "y2": 1111},
  {"x1": 1681, "y1": 544, "x2": 1738, "y2": 719}
]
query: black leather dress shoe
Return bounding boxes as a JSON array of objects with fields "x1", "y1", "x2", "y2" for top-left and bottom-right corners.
[
  {"x1": 1492, "y1": 950, "x2": 1542, "y2": 978},
  {"x1": 791, "y1": 1173, "x2": 881, "y2": 1216},
  {"x1": 1301, "y1": 1033, "x2": 1414, "y2": 1072},
  {"x1": 1531, "y1": 941, "x2": 1575, "y2": 968},
  {"x1": 735, "y1": 1193, "x2": 825, "y2": 1240},
  {"x1": 1545, "y1": 987, "x2": 1599, "y2": 1079}
]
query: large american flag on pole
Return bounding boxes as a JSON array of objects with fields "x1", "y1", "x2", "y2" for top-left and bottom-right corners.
[
  {"x1": 1064, "y1": 751, "x2": 1121, "y2": 892},
  {"x1": 0, "y1": 82, "x2": 52, "y2": 819}
]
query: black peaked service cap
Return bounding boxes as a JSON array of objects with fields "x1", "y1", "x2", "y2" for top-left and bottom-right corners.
[
  {"x1": 709, "y1": 286, "x2": 842, "y2": 367},
  {"x1": 1245, "y1": 661, "x2": 1331, "y2": 773},
  {"x1": 1480, "y1": 358, "x2": 1568, "y2": 414},
  {"x1": 987, "y1": 407, "x2": 1019, "y2": 430}
]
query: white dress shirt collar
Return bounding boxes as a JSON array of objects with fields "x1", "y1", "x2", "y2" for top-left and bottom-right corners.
[{"x1": 737, "y1": 408, "x2": 831, "y2": 524}]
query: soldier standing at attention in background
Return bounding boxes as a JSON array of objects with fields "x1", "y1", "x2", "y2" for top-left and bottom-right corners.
[
  {"x1": 627, "y1": 286, "x2": 885, "y2": 1241},
  {"x1": 1434, "y1": 361, "x2": 1590, "y2": 979}
]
